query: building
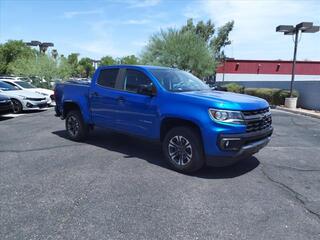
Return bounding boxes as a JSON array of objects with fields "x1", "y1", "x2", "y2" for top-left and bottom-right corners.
[{"x1": 216, "y1": 59, "x2": 320, "y2": 110}]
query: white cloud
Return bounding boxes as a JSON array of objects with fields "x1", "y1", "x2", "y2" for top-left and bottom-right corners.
[
  {"x1": 123, "y1": 19, "x2": 150, "y2": 25},
  {"x1": 63, "y1": 9, "x2": 103, "y2": 19},
  {"x1": 127, "y1": 0, "x2": 161, "y2": 8}
]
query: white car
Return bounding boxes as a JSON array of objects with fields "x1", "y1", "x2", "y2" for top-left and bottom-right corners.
[
  {"x1": 0, "y1": 78, "x2": 54, "y2": 106},
  {"x1": 0, "y1": 81, "x2": 48, "y2": 113}
]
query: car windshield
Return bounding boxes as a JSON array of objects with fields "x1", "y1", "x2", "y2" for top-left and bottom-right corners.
[
  {"x1": 0, "y1": 81, "x2": 20, "y2": 91},
  {"x1": 150, "y1": 69, "x2": 210, "y2": 92},
  {"x1": 15, "y1": 81, "x2": 36, "y2": 89}
]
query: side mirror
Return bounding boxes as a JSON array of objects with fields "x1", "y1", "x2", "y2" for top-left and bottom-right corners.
[{"x1": 138, "y1": 84, "x2": 157, "y2": 96}]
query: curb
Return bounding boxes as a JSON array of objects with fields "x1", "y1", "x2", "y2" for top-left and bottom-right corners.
[{"x1": 275, "y1": 106, "x2": 320, "y2": 120}]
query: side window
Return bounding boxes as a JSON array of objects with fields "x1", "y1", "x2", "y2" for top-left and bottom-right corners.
[
  {"x1": 97, "y1": 68, "x2": 119, "y2": 88},
  {"x1": 3, "y1": 81, "x2": 19, "y2": 90},
  {"x1": 3, "y1": 81, "x2": 15, "y2": 86},
  {"x1": 124, "y1": 69, "x2": 152, "y2": 93}
]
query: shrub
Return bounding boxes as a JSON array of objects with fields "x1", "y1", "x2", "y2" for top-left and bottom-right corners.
[
  {"x1": 221, "y1": 83, "x2": 244, "y2": 93},
  {"x1": 244, "y1": 88, "x2": 299, "y2": 105}
]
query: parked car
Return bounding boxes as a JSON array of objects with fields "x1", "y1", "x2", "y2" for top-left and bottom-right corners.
[
  {"x1": 0, "y1": 81, "x2": 48, "y2": 113},
  {"x1": 0, "y1": 93, "x2": 13, "y2": 115},
  {"x1": 54, "y1": 65, "x2": 273, "y2": 173},
  {"x1": 0, "y1": 78, "x2": 54, "y2": 106}
]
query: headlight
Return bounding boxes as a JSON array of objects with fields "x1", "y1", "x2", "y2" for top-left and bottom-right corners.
[
  {"x1": 209, "y1": 108, "x2": 245, "y2": 125},
  {"x1": 36, "y1": 91, "x2": 48, "y2": 96}
]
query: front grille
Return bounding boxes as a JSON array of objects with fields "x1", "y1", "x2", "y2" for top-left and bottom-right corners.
[
  {"x1": 26, "y1": 97, "x2": 46, "y2": 101},
  {"x1": 242, "y1": 108, "x2": 272, "y2": 132},
  {"x1": 242, "y1": 107, "x2": 269, "y2": 116}
]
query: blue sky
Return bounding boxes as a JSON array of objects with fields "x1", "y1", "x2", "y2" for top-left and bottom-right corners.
[{"x1": 1, "y1": 0, "x2": 319, "y2": 60}]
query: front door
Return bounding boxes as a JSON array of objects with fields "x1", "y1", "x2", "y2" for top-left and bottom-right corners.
[{"x1": 116, "y1": 69, "x2": 158, "y2": 138}]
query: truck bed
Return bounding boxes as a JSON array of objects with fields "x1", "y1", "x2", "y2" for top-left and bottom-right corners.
[{"x1": 54, "y1": 80, "x2": 90, "y2": 117}]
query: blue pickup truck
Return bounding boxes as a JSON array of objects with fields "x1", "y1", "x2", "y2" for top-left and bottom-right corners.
[{"x1": 54, "y1": 65, "x2": 273, "y2": 173}]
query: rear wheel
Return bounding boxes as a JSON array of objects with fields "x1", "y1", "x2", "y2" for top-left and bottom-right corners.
[
  {"x1": 162, "y1": 127, "x2": 205, "y2": 173},
  {"x1": 11, "y1": 99, "x2": 22, "y2": 113},
  {"x1": 65, "y1": 110, "x2": 88, "y2": 141}
]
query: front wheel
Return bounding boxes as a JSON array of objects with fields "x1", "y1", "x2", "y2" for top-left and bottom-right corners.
[
  {"x1": 162, "y1": 127, "x2": 205, "y2": 173},
  {"x1": 11, "y1": 99, "x2": 23, "y2": 113},
  {"x1": 65, "y1": 110, "x2": 89, "y2": 141}
]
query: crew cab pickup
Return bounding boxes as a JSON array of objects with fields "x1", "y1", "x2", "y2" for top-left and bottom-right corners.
[{"x1": 54, "y1": 65, "x2": 273, "y2": 173}]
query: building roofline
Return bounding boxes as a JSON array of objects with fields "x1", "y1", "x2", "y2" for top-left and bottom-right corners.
[{"x1": 224, "y1": 59, "x2": 320, "y2": 64}]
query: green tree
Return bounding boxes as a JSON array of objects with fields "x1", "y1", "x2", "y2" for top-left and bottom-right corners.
[
  {"x1": 210, "y1": 21, "x2": 234, "y2": 59},
  {"x1": 67, "y1": 53, "x2": 79, "y2": 77},
  {"x1": 181, "y1": 18, "x2": 234, "y2": 60},
  {"x1": 141, "y1": 29, "x2": 215, "y2": 78},
  {"x1": 141, "y1": 18, "x2": 234, "y2": 78},
  {"x1": 78, "y1": 57, "x2": 94, "y2": 78},
  {"x1": 57, "y1": 55, "x2": 72, "y2": 80},
  {"x1": 181, "y1": 18, "x2": 215, "y2": 42},
  {"x1": 100, "y1": 55, "x2": 117, "y2": 66},
  {"x1": 8, "y1": 54, "x2": 57, "y2": 80},
  {"x1": 0, "y1": 40, "x2": 35, "y2": 74},
  {"x1": 7, "y1": 53, "x2": 72, "y2": 87},
  {"x1": 120, "y1": 55, "x2": 140, "y2": 65}
]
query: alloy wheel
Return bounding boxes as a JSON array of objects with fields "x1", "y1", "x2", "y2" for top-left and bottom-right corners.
[
  {"x1": 168, "y1": 135, "x2": 193, "y2": 166},
  {"x1": 67, "y1": 116, "x2": 80, "y2": 137}
]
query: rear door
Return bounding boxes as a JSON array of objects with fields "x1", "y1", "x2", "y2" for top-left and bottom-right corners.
[
  {"x1": 115, "y1": 68, "x2": 158, "y2": 138},
  {"x1": 90, "y1": 68, "x2": 124, "y2": 129}
]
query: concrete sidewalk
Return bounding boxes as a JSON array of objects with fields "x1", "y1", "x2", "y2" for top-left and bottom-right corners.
[{"x1": 275, "y1": 106, "x2": 320, "y2": 119}]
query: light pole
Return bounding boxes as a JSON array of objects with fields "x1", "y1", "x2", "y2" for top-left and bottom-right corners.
[
  {"x1": 90, "y1": 59, "x2": 101, "y2": 69},
  {"x1": 276, "y1": 22, "x2": 319, "y2": 97},
  {"x1": 25, "y1": 40, "x2": 54, "y2": 54}
]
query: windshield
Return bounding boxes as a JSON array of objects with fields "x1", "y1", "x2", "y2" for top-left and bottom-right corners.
[
  {"x1": 150, "y1": 69, "x2": 210, "y2": 92},
  {"x1": 15, "y1": 81, "x2": 36, "y2": 89},
  {"x1": 0, "y1": 81, "x2": 20, "y2": 91}
]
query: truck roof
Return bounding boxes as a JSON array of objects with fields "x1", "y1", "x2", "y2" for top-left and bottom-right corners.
[{"x1": 98, "y1": 65, "x2": 174, "y2": 71}]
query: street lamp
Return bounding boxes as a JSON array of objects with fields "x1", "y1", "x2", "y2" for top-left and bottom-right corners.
[
  {"x1": 25, "y1": 40, "x2": 54, "y2": 54},
  {"x1": 276, "y1": 22, "x2": 319, "y2": 97},
  {"x1": 90, "y1": 59, "x2": 101, "y2": 69}
]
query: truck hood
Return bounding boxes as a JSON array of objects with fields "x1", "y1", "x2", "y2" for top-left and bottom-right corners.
[{"x1": 178, "y1": 90, "x2": 269, "y2": 110}]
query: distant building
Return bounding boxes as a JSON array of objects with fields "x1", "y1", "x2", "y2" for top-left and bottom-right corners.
[{"x1": 216, "y1": 59, "x2": 320, "y2": 110}]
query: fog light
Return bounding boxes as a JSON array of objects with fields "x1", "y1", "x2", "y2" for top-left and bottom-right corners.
[
  {"x1": 26, "y1": 102, "x2": 34, "y2": 108},
  {"x1": 220, "y1": 138, "x2": 242, "y2": 151}
]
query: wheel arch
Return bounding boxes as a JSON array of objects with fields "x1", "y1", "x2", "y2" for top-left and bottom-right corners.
[
  {"x1": 10, "y1": 98, "x2": 23, "y2": 111},
  {"x1": 160, "y1": 117, "x2": 203, "y2": 143},
  {"x1": 62, "y1": 101, "x2": 81, "y2": 118}
]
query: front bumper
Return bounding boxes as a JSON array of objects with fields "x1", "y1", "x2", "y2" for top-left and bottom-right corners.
[
  {"x1": 206, "y1": 127, "x2": 273, "y2": 167},
  {"x1": 22, "y1": 100, "x2": 48, "y2": 110}
]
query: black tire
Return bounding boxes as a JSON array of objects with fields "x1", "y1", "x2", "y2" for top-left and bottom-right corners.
[
  {"x1": 162, "y1": 126, "x2": 205, "y2": 173},
  {"x1": 65, "y1": 110, "x2": 89, "y2": 141},
  {"x1": 11, "y1": 99, "x2": 22, "y2": 113}
]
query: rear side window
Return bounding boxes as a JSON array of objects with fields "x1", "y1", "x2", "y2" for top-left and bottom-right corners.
[
  {"x1": 97, "y1": 68, "x2": 119, "y2": 88},
  {"x1": 124, "y1": 69, "x2": 152, "y2": 93}
]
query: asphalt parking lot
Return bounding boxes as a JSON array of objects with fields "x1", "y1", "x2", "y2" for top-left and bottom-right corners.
[{"x1": 0, "y1": 109, "x2": 319, "y2": 240}]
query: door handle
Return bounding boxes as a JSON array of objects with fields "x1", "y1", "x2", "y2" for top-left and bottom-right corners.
[
  {"x1": 91, "y1": 92, "x2": 99, "y2": 97},
  {"x1": 117, "y1": 96, "x2": 125, "y2": 103}
]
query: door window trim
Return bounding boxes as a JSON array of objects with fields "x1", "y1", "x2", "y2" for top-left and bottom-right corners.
[
  {"x1": 118, "y1": 68, "x2": 157, "y2": 95},
  {"x1": 96, "y1": 67, "x2": 123, "y2": 90}
]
